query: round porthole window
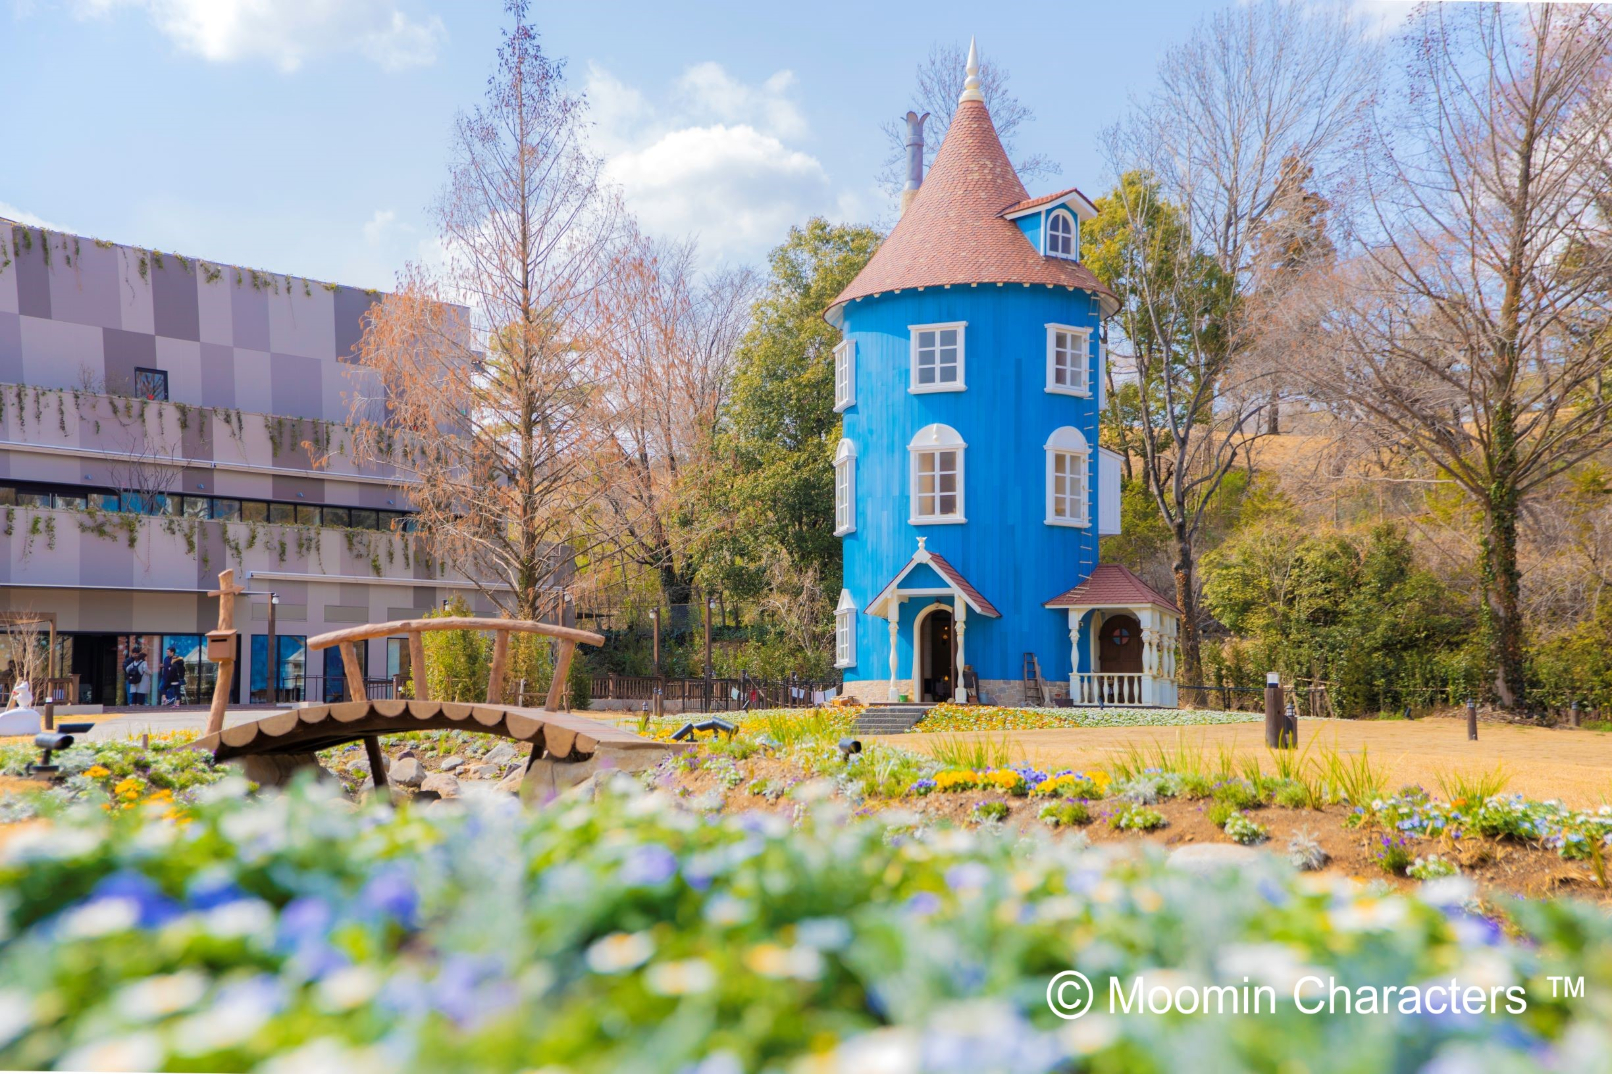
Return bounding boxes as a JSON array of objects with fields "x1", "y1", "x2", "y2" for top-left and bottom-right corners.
[{"x1": 1111, "y1": 627, "x2": 1130, "y2": 646}]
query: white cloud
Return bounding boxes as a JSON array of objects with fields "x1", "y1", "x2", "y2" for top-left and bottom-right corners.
[
  {"x1": 362, "y1": 209, "x2": 399, "y2": 245},
  {"x1": 70, "y1": 0, "x2": 445, "y2": 73},
  {"x1": 586, "y1": 61, "x2": 860, "y2": 265},
  {"x1": 608, "y1": 125, "x2": 831, "y2": 261}
]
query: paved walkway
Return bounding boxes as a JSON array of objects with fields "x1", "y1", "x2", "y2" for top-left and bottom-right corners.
[
  {"x1": 79, "y1": 708, "x2": 282, "y2": 740},
  {"x1": 888, "y1": 716, "x2": 1612, "y2": 808}
]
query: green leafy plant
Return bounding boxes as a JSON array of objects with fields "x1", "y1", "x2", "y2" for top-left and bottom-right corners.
[
  {"x1": 1110, "y1": 803, "x2": 1166, "y2": 831},
  {"x1": 974, "y1": 800, "x2": 1010, "y2": 823},
  {"x1": 1223, "y1": 811, "x2": 1268, "y2": 845},
  {"x1": 1039, "y1": 800, "x2": 1091, "y2": 828}
]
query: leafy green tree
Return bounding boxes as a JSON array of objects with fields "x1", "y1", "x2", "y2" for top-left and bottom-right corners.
[{"x1": 690, "y1": 218, "x2": 880, "y2": 600}]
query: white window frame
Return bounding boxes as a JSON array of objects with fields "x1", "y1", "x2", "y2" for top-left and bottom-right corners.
[
  {"x1": 834, "y1": 589, "x2": 857, "y2": 668},
  {"x1": 909, "y1": 423, "x2": 966, "y2": 524},
  {"x1": 1045, "y1": 426, "x2": 1091, "y2": 528},
  {"x1": 1046, "y1": 209, "x2": 1077, "y2": 260},
  {"x1": 834, "y1": 438, "x2": 857, "y2": 536},
  {"x1": 833, "y1": 338, "x2": 856, "y2": 412},
  {"x1": 908, "y1": 321, "x2": 966, "y2": 394},
  {"x1": 1045, "y1": 323, "x2": 1092, "y2": 397}
]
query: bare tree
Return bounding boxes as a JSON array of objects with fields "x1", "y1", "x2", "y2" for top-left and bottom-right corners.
[
  {"x1": 0, "y1": 614, "x2": 46, "y2": 700},
  {"x1": 1295, "y1": 4, "x2": 1612, "y2": 708},
  {"x1": 1096, "y1": 0, "x2": 1375, "y2": 694},
  {"x1": 878, "y1": 40, "x2": 1057, "y2": 198},
  {"x1": 106, "y1": 438, "x2": 182, "y2": 516},
  {"x1": 342, "y1": 0, "x2": 622, "y2": 622},
  {"x1": 582, "y1": 232, "x2": 756, "y2": 610}
]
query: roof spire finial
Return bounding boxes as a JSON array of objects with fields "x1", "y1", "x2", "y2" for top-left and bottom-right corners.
[{"x1": 958, "y1": 37, "x2": 983, "y2": 104}]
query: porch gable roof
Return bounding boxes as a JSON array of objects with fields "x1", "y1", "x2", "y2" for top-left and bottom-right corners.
[
  {"x1": 1043, "y1": 564, "x2": 1180, "y2": 614},
  {"x1": 865, "y1": 539, "x2": 1001, "y2": 619}
]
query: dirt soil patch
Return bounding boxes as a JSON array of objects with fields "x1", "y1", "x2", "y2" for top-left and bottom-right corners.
[{"x1": 887, "y1": 715, "x2": 1612, "y2": 809}]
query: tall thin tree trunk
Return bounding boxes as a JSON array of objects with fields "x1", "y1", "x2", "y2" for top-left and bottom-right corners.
[
  {"x1": 1172, "y1": 530, "x2": 1204, "y2": 707},
  {"x1": 1483, "y1": 410, "x2": 1524, "y2": 709}
]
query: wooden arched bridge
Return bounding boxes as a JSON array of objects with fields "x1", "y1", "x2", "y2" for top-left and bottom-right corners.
[{"x1": 191, "y1": 580, "x2": 682, "y2": 801}]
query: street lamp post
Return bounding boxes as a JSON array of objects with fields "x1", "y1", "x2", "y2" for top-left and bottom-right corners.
[
  {"x1": 266, "y1": 592, "x2": 279, "y2": 704},
  {"x1": 704, "y1": 595, "x2": 714, "y2": 713}
]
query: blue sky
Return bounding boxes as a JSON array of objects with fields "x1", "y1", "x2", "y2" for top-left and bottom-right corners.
[{"x1": 3, "y1": 0, "x2": 1406, "y2": 290}]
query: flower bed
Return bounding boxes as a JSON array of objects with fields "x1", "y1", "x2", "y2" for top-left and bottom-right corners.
[
  {"x1": 915, "y1": 702, "x2": 1260, "y2": 732},
  {"x1": 0, "y1": 732, "x2": 226, "y2": 819},
  {"x1": 1357, "y1": 788, "x2": 1612, "y2": 861},
  {"x1": 2, "y1": 777, "x2": 1611, "y2": 1071}
]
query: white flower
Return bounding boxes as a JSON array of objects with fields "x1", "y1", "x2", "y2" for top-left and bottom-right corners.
[
  {"x1": 257, "y1": 1037, "x2": 387, "y2": 1074},
  {"x1": 59, "y1": 897, "x2": 139, "y2": 939},
  {"x1": 586, "y1": 931, "x2": 654, "y2": 974},
  {"x1": 201, "y1": 899, "x2": 275, "y2": 939},
  {"x1": 114, "y1": 971, "x2": 207, "y2": 1020},
  {"x1": 57, "y1": 1032, "x2": 163, "y2": 1072},
  {"x1": 317, "y1": 965, "x2": 382, "y2": 1011},
  {"x1": 0, "y1": 989, "x2": 35, "y2": 1047},
  {"x1": 646, "y1": 958, "x2": 717, "y2": 995},
  {"x1": 704, "y1": 894, "x2": 753, "y2": 927}
]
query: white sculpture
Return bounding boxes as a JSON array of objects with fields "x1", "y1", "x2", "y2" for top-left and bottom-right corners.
[{"x1": 0, "y1": 680, "x2": 40, "y2": 736}]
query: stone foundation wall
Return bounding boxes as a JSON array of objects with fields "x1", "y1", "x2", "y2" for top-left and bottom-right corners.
[{"x1": 840, "y1": 678, "x2": 1071, "y2": 708}]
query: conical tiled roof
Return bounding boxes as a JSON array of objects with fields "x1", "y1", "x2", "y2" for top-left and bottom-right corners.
[{"x1": 829, "y1": 99, "x2": 1114, "y2": 316}]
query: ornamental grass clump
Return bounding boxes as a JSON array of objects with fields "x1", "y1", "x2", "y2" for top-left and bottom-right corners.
[
  {"x1": 1222, "y1": 811, "x2": 1268, "y2": 846},
  {"x1": 3, "y1": 775, "x2": 1612, "y2": 1070},
  {"x1": 1038, "y1": 800, "x2": 1091, "y2": 828},
  {"x1": 1408, "y1": 855, "x2": 1460, "y2": 881},
  {"x1": 1110, "y1": 803, "x2": 1167, "y2": 831},
  {"x1": 1287, "y1": 829, "x2": 1329, "y2": 871}
]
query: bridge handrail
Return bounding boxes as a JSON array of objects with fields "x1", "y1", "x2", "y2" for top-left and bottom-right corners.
[
  {"x1": 308, "y1": 617, "x2": 603, "y2": 650},
  {"x1": 307, "y1": 617, "x2": 604, "y2": 712}
]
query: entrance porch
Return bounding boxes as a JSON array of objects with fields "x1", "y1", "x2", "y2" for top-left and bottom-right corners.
[
  {"x1": 1044, "y1": 565, "x2": 1181, "y2": 708},
  {"x1": 865, "y1": 538, "x2": 1002, "y2": 703}
]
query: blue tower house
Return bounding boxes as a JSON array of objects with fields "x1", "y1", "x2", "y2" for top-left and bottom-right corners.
[{"x1": 827, "y1": 42, "x2": 1181, "y2": 708}]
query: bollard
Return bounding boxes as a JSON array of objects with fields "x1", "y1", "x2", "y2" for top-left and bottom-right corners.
[
  {"x1": 1571, "y1": 700, "x2": 1581, "y2": 728},
  {"x1": 1466, "y1": 697, "x2": 1478, "y2": 741},
  {"x1": 43, "y1": 701, "x2": 54, "y2": 732},
  {"x1": 1264, "y1": 672, "x2": 1287, "y2": 748},
  {"x1": 1284, "y1": 700, "x2": 1298, "y2": 748}
]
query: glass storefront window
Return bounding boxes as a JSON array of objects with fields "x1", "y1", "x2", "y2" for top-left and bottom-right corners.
[
  {"x1": 241, "y1": 501, "x2": 268, "y2": 523},
  {"x1": 250, "y1": 634, "x2": 306, "y2": 703}
]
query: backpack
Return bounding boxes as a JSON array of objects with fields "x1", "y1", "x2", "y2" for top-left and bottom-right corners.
[{"x1": 125, "y1": 657, "x2": 143, "y2": 686}]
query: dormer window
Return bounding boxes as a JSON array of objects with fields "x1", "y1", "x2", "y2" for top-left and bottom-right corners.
[{"x1": 1047, "y1": 210, "x2": 1076, "y2": 259}]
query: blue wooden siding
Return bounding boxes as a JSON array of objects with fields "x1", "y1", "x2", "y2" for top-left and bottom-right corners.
[{"x1": 839, "y1": 283, "x2": 1105, "y2": 683}]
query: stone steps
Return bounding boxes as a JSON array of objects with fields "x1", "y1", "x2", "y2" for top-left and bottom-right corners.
[{"x1": 852, "y1": 704, "x2": 933, "y2": 735}]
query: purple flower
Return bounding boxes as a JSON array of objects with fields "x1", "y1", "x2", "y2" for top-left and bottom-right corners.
[
  {"x1": 621, "y1": 845, "x2": 679, "y2": 887},
  {"x1": 906, "y1": 891, "x2": 941, "y2": 916},
  {"x1": 432, "y1": 954, "x2": 516, "y2": 1028},
  {"x1": 359, "y1": 868, "x2": 418, "y2": 925},
  {"x1": 84, "y1": 871, "x2": 182, "y2": 929}
]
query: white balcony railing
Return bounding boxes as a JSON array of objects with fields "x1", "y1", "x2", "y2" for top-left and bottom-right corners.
[{"x1": 1073, "y1": 672, "x2": 1145, "y2": 706}]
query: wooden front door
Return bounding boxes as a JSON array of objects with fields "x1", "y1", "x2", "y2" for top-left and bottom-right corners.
[
  {"x1": 1098, "y1": 614, "x2": 1142, "y2": 674},
  {"x1": 921, "y1": 609, "x2": 955, "y2": 702}
]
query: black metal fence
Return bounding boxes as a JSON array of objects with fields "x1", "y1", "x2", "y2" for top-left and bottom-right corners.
[
  {"x1": 257, "y1": 675, "x2": 400, "y2": 705},
  {"x1": 590, "y1": 673, "x2": 842, "y2": 713}
]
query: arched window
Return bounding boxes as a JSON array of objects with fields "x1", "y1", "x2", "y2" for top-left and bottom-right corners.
[
  {"x1": 1045, "y1": 426, "x2": 1090, "y2": 527},
  {"x1": 834, "y1": 589, "x2": 857, "y2": 668},
  {"x1": 909, "y1": 423, "x2": 966, "y2": 524},
  {"x1": 1047, "y1": 210, "x2": 1076, "y2": 259},
  {"x1": 834, "y1": 438, "x2": 857, "y2": 536}
]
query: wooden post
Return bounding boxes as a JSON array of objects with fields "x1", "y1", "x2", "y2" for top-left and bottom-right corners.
[
  {"x1": 1263, "y1": 671, "x2": 1287, "y2": 749},
  {"x1": 1467, "y1": 697, "x2": 1478, "y2": 741},
  {"x1": 338, "y1": 641, "x2": 366, "y2": 703},
  {"x1": 408, "y1": 631, "x2": 428, "y2": 701},
  {"x1": 364, "y1": 735, "x2": 391, "y2": 802},
  {"x1": 205, "y1": 570, "x2": 244, "y2": 737},
  {"x1": 546, "y1": 640, "x2": 575, "y2": 712},
  {"x1": 43, "y1": 701, "x2": 54, "y2": 732},
  {"x1": 487, "y1": 629, "x2": 510, "y2": 704}
]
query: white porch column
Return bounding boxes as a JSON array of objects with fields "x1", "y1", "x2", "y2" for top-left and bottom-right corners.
[
  {"x1": 953, "y1": 599, "x2": 968, "y2": 702},
  {"x1": 1138, "y1": 607, "x2": 1155, "y2": 706},
  {"x1": 887, "y1": 608, "x2": 901, "y2": 702},
  {"x1": 1066, "y1": 608, "x2": 1080, "y2": 701}
]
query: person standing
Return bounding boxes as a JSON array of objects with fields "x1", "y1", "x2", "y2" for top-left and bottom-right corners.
[
  {"x1": 160, "y1": 646, "x2": 186, "y2": 706},
  {"x1": 124, "y1": 646, "x2": 150, "y2": 707}
]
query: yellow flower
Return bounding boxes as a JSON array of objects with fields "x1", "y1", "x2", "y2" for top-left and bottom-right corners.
[{"x1": 85, "y1": 765, "x2": 111, "y2": 779}]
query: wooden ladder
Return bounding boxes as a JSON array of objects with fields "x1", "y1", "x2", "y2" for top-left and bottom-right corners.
[{"x1": 1022, "y1": 653, "x2": 1045, "y2": 707}]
